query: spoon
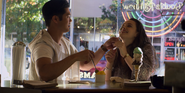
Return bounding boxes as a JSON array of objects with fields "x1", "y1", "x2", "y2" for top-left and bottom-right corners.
[{"x1": 90, "y1": 57, "x2": 99, "y2": 73}]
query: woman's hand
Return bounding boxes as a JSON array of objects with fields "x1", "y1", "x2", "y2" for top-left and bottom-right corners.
[
  {"x1": 113, "y1": 40, "x2": 127, "y2": 57},
  {"x1": 105, "y1": 50, "x2": 116, "y2": 65}
]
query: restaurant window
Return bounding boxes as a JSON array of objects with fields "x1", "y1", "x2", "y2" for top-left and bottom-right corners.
[
  {"x1": 74, "y1": 17, "x2": 117, "y2": 80},
  {"x1": 164, "y1": 32, "x2": 185, "y2": 61},
  {"x1": 164, "y1": 33, "x2": 176, "y2": 47},
  {"x1": 73, "y1": 17, "x2": 94, "y2": 51},
  {"x1": 154, "y1": 46, "x2": 161, "y2": 62},
  {"x1": 165, "y1": 48, "x2": 175, "y2": 60},
  {"x1": 164, "y1": 33, "x2": 176, "y2": 61},
  {"x1": 176, "y1": 33, "x2": 185, "y2": 47},
  {"x1": 175, "y1": 33, "x2": 185, "y2": 61},
  {"x1": 72, "y1": 0, "x2": 118, "y2": 80},
  {"x1": 176, "y1": 48, "x2": 185, "y2": 61},
  {"x1": 1, "y1": 0, "x2": 185, "y2": 83},
  {"x1": 1, "y1": 0, "x2": 49, "y2": 84}
]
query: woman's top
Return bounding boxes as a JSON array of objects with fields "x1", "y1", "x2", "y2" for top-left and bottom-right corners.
[{"x1": 111, "y1": 44, "x2": 158, "y2": 80}]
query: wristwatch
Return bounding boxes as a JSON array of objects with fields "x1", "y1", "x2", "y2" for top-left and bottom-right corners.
[
  {"x1": 101, "y1": 45, "x2": 108, "y2": 52},
  {"x1": 123, "y1": 53, "x2": 129, "y2": 59}
]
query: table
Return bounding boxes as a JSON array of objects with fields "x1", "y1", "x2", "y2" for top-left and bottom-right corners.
[
  {"x1": 42, "y1": 80, "x2": 171, "y2": 93},
  {"x1": 0, "y1": 80, "x2": 172, "y2": 93}
]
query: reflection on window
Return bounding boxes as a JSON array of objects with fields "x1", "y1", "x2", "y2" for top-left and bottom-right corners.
[
  {"x1": 176, "y1": 48, "x2": 185, "y2": 61},
  {"x1": 74, "y1": 18, "x2": 94, "y2": 33},
  {"x1": 165, "y1": 48, "x2": 175, "y2": 60},
  {"x1": 164, "y1": 37, "x2": 175, "y2": 47},
  {"x1": 154, "y1": 46, "x2": 160, "y2": 61},
  {"x1": 74, "y1": 16, "x2": 117, "y2": 80},
  {"x1": 3, "y1": 0, "x2": 48, "y2": 80}
]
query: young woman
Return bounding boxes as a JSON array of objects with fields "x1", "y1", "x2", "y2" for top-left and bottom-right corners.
[{"x1": 105, "y1": 18, "x2": 159, "y2": 81}]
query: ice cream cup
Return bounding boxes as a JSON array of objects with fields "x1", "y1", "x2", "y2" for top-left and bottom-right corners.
[
  {"x1": 95, "y1": 74, "x2": 105, "y2": 83},
  {"x1": 95, "y1": 71, "x2": 105, "y2": 83},
  {"x1": 134, "y1": 65, "x2": 140, "y2": 81},
  {"x1": 134, "y1": 65, "x2": 140, "y2": 70}
]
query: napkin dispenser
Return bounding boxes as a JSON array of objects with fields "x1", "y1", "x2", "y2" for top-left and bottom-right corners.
[{"x1": 11, "y1": 41, "x2": 26, "y2": 85}]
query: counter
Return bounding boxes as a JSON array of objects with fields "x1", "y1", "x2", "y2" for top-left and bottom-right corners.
[{"x1": 0, "y1": 80, "x2": 171, "y2": 93}]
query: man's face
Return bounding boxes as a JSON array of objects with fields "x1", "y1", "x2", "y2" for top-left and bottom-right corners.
[{"x1": 58, "y1": 8, "x2": 72, "y2": 33}]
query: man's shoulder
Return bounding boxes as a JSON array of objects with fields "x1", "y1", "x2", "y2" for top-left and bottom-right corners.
[
  {"x1": 34, "y1": 41, "x2": 52, "y2": 49},
  {"x1": 63, "y1": 36, "x2": 70, "y2": 41},
  {"x1": 62, "y1": 36, "x2": 78, "y2": 52},
  {"x1": 62, "y1": 36, "x2": 73, "y2": 46}
]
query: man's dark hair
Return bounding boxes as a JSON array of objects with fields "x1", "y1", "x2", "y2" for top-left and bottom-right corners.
[
  {"x1": 42, "y1": 0, "x2": 69, "y2": 27},
  {"x1": 181, "y1": 19, "x2": 185, "y2": 31}
]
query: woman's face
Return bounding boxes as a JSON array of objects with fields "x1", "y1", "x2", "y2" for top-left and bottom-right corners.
[{"x1": 119, "y1": 20, "x2": 138, "y2": 40}]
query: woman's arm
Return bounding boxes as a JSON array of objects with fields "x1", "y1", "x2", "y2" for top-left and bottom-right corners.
[
  {"x1": 104, "y1": 50, "x2": 116, "y2": 81},
  {"x1": 114, "y1": 40, "x2": 134, "y2": 71},
  {"x1": 105, "y1": 62, "x2": 114, "y2": 81}
]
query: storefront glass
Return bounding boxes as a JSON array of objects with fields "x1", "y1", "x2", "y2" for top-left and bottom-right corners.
[
  {"x1": 74, "y1": 16, "x2": 117, "y2": 79},
  {"x1": 165, "y1": 48, "x2": 175, "y2": 60},
  {"x1": 1, "y1": 0, "x2": 185, "y2": 81},
  {"x1": 2, "y1": 0, "x2": 49, "y2": 82}
]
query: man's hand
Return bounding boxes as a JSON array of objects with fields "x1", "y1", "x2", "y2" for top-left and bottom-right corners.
[
  {"x1": 103, "y1": 37, "x2": 119, "y2": 50},
  {"x1": 77, "y1": 49, "x2": 96, "y2": 71},
  {"x1": 76, "y1": 49, "x2": 95, "y2": 63}
]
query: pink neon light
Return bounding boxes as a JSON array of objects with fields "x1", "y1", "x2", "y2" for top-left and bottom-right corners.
[
  {"x1": 121, "y1": 11, "x2": 184, "y2": 37},
  {"x1": 147, "y1": 12, "x2": 184, "y2": 37},
  {"x1": 140, "y1": 11, "x2": 161, "y2": 19},
  {"x1": 124, "y1": 12, "x2": 128, "y2": 20},
  {"x1": 121, "y1": 11, "x2": 127, "y2": 21}
]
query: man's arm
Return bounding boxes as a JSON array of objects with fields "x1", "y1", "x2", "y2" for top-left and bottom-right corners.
[
  {"x1": 80, "y1": 37, "x2": 119, "y2": 71},
  {"x1": 35, "y1": 49, "x2": 94, "y2": 82},
  {"x1": 79, "y1": 47, "x2": 106, "y2": 71},
  {"x1": 36, "y1": 54, "x2": 77, "y2": 82}
]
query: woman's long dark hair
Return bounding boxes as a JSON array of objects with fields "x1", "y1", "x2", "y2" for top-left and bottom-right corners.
[
  {"x1": 112, "y1": 18, "x2": 159, "y2": 79},
  {"x1": 126, "y1": 18, "x2": 151, "y2": 57}
]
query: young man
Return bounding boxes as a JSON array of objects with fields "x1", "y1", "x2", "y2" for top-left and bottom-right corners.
[{"x1": 28, "y1": 0, "x2": 119, "y2": 83}]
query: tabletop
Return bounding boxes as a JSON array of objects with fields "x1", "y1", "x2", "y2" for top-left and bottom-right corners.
[
  {"x1": 0, "y1": 80, "x2": 172, "y2": 93},
  {"x1": 42, "y1": 80, "x2": 172, "y2": 93}
]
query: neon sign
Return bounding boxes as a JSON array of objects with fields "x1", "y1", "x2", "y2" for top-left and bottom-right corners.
[
  {"x1": 165, "y1": 42, "x2": 174, "y2": 46},
  {"x1": 168, "y1": 37, "x2": 185, "y2": 42},
  {"x1": 165, "y1": 57, "x2": 175, "y2": 60},
  {"x1": 80, "y1": 72, "x2": 95, "y2": 78},
  {"x1": 123, "y1": 1, "x2": 183, "y2": 12},
  {"x1": 121, "y1": 0, "x2": 185, "y2": 37}
]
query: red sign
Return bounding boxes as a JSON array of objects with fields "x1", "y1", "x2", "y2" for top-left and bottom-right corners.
[
  {"x1": 165, "y1": 57, "x2": 175, "y2": 60},
  {"x1": 165, "y1": 42, "x2": 174, "y2": 46}
]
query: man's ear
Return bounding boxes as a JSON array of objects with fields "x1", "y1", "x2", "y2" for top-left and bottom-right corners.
[{"x1": 51, "y1": 15, "x2": 59, "y2": 24}]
